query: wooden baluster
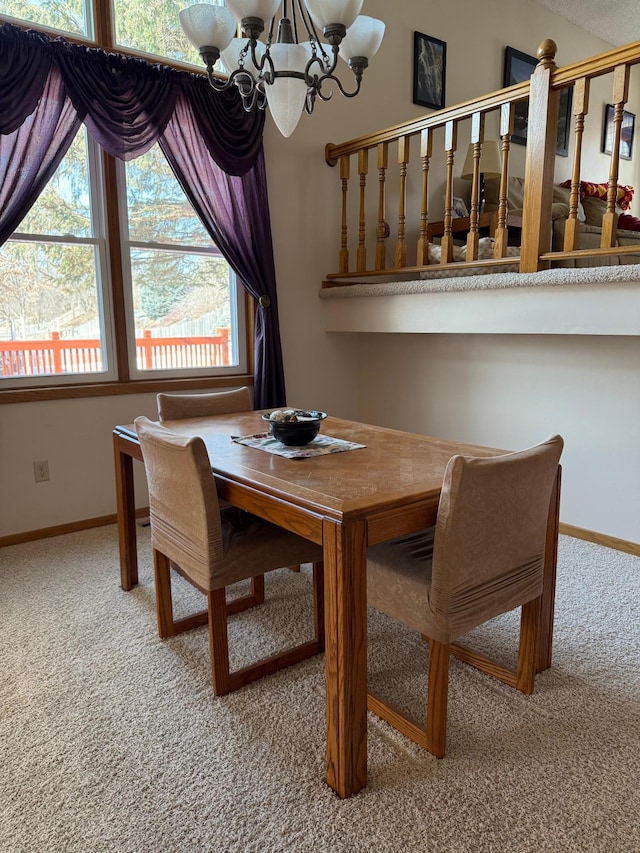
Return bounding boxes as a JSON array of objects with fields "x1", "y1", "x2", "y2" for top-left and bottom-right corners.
[
  {"x1": 51, "y1": 331, "x2": 63, "y2": 374},
  {"x1": 466, "y1": 112, "x2": 485, "y2": 262},
  {"x1": 395, "y1": 135, "x2": 410, "y2": 269},
  {"x1": 357, "y1": 149, "x2": 368, "y2": 271},
  {"x1": 339, "y1": 155, "x2": 350, "y2": 273},
  {"x1": 375, "y1": 142, "x2": 388, "y2": 270},
  {"x1": 494, "y1": 103, "x2": 514, "y2": 258},
  {"x1": 416, "y1": 128, "x2": 433, "y2": 266},
  {"x1": 564, "y1": 77, "x2": 589, "y2": 251},
  {"x1": 440, "y1": 120, "x2": 458, "y2": 265},
  {"x1": 601, "y1": 63, "x2": 630, "y2": 249},
  {"x1": 520, "y1": 39, "x2": 558, "y2": 273}
]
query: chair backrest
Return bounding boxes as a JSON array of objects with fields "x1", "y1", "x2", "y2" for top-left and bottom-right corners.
[
  {"x1": 157, "y1": 387, "x2": 252, "y2": 421},
  {"x1": 429, "y1": 434, "x2": 563, "y2": 643},
  {"x1": 135, "y1": 416, "x2": 223, "y2": 591}
]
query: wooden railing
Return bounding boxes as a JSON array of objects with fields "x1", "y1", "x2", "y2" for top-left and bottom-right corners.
[
  {"x1": 0, "y1": 328, "x2": 230, "y2": 377},
  {"x1": 324, "y1": 38, "x2": 640, "y2": 284}
]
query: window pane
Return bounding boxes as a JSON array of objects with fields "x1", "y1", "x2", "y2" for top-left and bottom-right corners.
[
  {"x1": 0, "y1": 0, "x2": 90, "y2": 37},
  {"x1": 129, "y1": 249, "x2": 236, "y2": 371},
  {"x1": 19, "y1": 132, "x2": 92, "y2": 239},
  {"x1": 0, "y1": 130, "x2": 112, "y2": 385},
  {"x1": 126, "y1": 146, "x2": 211, "y2": 246},
  {"x1": 0, "y1": 243, "x2": 107, "y2": 378},
  {"x1": 112, "y1": 0, "x2": 212, "y2": 66}
]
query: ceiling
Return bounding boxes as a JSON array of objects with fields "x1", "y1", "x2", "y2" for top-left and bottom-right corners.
[{"x1": 534, "y1": 0, "x2": 640, "y2": 48}]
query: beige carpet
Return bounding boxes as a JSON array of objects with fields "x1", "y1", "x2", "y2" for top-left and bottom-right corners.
[{"x1": 1, "y1": 525, "x2": 638, "y2": 852}]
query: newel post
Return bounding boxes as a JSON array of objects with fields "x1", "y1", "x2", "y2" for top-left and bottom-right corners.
[{"x1": 520, "y1": 39, "x2": 560, "y2": 272}]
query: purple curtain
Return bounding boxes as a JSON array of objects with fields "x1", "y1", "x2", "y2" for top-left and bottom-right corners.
[
  {"x1": 0, "y1": 23, "x2": 285, "y2": 407},
  {"x1": 160, "y1": 87, "x2": 285, "y2": 408},
  {"x1": 0, "y1": 25, "x2": 82, "y2": 244}
]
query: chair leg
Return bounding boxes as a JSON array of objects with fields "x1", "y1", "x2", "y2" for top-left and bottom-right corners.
[
  {"x1": 367, "y1": 636, "x2": 450, "y2": 756},
  {"x1": 516, "y1": 595, "x2": 542, "y2": 694},
  {"x1": 210, "y1": 564, "x2": 325, "y2": 695},
  {"x1": 251, "y1": 574, "x2": 265, "y2": 605},
  {"x1": 225, "y1": 575, "x2": 265, "y2": 616},
  {"x1": 208, "y1": 588, "x2": 231, "y2": 696},
  {"x1": 153, "y1": 549, "x2": 175, "y2": 638},
  {"x1": 312, "y1": 561, "x2": 325, "y2": 651},
  {"x1": 425, "y1": 640, "x2": 450, "y2": 759}
]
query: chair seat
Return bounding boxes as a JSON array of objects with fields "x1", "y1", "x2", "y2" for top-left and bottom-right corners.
[
  {"x1": 218, "y1": 508, "x2": 323, "y2": 590},
  {"x1": 368, "y1": 528, "x2": 434, "y2": 636}
]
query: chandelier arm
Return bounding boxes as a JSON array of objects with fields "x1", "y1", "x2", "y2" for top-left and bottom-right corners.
[
  {"x1": 297, "y1": 2, "x2": 330, "y2": 64},
  {"x1": 266, "y1": 15, "x2": 276, "y2": 48},
  {"x1": 255, "y1": 43, "x2": 276, "y2": 83},
  {"x1": 291, "y1": 0, "x2": 301, "y2": 43},
  {"x1": 305, "y1": 54, "x2": 327, "y2": 81},
  {"x1": 206, "y1": 67, "x2": 235, "y2": 92},
  {"x1": 314, "y1": 71, "x2": 363, "y2": 101}
]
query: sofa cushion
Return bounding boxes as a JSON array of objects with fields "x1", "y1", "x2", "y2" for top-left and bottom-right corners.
[
  {"x1": 581, "y1": 196, "x2": 608, "y2": 226},
  {"x1": 484, "y1": 178, "x2": 582, "y2": 221},
  {"x1": 552, "y1": 185, "x2": 585, "y2": 221}
]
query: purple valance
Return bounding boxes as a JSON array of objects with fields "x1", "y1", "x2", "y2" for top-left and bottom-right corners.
[
  {"x1": 54, "y1": 42, "x2": 178, "y2": 161},
  {"x1": 0, "y1": 23, "x2": 264, "y2": 175},
  {"x1": 0, "y1": 24, "x2": 52, "y2": 135}
]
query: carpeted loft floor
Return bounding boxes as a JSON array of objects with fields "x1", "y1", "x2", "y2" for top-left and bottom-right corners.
[{"x1": 1, "y1": 526, "x2": 639, "y2": 853}]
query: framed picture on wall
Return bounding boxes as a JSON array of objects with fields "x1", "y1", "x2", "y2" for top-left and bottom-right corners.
[
  {"x1": 413, "y1": 32, "x2": 446, "y2": 110},
  {"x1": 452, "y1": 197, "x2": 469, "y2": 219},
  {"x1": 602, "y1": 104, "x2": 635, "y2": 160},
  {"x1": 503, "y1": 46, "x2": 573, "y2": 156}
]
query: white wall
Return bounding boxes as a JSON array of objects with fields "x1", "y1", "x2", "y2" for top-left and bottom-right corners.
[
  {"x1": 2, "y1": 0, "x2": 638, "y2": 541},
  {"x1": 0, "y1": 394, "x2": 157, "y2": 537},
  {"x1": 356, "y1": 334, "x2": 640, "y2": 542}
]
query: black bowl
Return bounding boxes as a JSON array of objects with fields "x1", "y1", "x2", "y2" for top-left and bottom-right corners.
[{"x1": 262, "y1": 410, "x2": 327, "y2": 447}]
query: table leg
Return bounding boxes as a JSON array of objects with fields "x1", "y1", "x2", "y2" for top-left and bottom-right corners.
[
  {"x1": 323, "y1": 516, "x2": 368, "y2": 798},
  {"x1": 537, "y1": 466, "x2": 561, "y2": 672},
  {"x1": 113, "y1": 432, "x2": 138, "y2": 591}
]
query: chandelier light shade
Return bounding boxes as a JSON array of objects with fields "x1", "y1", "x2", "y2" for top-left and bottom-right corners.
[
  {"x1": 179, "y1": 0, "x2": 385, "y2": 137},
  {"x1": 179, "y1": 5, "x2": 237, "y2": 55},
  {"x1": 338, "y1": 15, "x2": 385, "y2": 65},
  {"x1": 305, "y1": 0, "x2": 363, "y2": 31}
]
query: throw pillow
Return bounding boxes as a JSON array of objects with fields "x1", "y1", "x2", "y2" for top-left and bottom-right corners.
[{"x1": 559, "y1": 179, "x2": 634, "y2": 211}]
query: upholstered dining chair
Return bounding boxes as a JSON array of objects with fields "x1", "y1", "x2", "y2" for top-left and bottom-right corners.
[
  {"x1": 157, "y1": 386, "x2": 271, "y2": 606},
  {"x1": 366, "y1": 434, "x2": 563, "y2": 757},
  {"x1": 135, "y1": 416, "x2": 325, "y2": 696},
  {"x1": 157, "y1": 387, "x2": 252, "y2": 422}
]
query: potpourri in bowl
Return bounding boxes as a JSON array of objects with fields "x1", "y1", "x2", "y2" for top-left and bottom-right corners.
[{"x1": 262, "y1": 409, "x2": 327, "y2": 446}]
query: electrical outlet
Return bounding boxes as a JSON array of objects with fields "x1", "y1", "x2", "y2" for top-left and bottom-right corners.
[{"x1": 33, "y1": 460, "x2": 50, "y2": 483}]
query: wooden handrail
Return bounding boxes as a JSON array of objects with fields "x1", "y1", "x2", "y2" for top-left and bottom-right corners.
[
  {"x1": 324, "y1": 36, "x2": 640, "y2": 284},
  {"x1": 325, "y1": 81, "x2": 530, "y2": 164}
]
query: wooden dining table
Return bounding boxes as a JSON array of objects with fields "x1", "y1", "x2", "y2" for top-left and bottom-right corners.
[{"x1": 113, "y1": 411, "x2": 560, "y2": 798}]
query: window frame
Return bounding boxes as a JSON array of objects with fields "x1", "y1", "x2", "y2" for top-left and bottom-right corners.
[{"x1": 0, "y1": 3, "x2": 253, "y2": 403}]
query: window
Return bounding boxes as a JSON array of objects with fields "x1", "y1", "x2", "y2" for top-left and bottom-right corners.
[
  {"x1": 120, "y1": 146, "x2": 246, "y2": 378},
  {"x1": 0, "y1": 0, "x2": 91, "y2": 38},
  {"x1": 0, "y1": 3, "x2": 251, "y2": 397},
  {"x1": 0, "y1": 130, "x2": 116, "y2": 386},
  {"x1": 112, "y1": 0, "x2": 203, "y2": 66}
]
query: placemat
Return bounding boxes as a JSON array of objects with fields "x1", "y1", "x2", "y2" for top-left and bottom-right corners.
[{"x1": 231, "y1": 432, "x2": 366, "y2": 459}]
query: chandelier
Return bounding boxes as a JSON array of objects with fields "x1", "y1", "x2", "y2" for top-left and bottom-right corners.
[{"x1": 179, "y1": 1, "x2": 385, "y2": 137}]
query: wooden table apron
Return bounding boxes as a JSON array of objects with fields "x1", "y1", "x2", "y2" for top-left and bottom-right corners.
[{"x1": 113, "y1": 412, "x2": 561, "y2": 798}]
